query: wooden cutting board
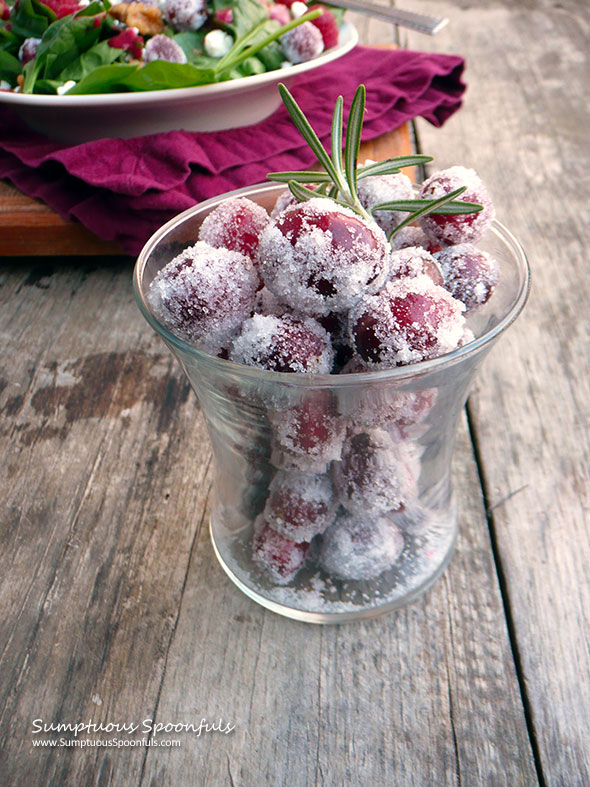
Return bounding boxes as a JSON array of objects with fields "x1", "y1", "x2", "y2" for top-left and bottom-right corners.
[{"x1": 0, "y1": 121, "x2": 412, "y2": 256}]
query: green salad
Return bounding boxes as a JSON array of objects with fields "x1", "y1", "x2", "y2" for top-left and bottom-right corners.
[{"x1": 0, "y1": 0, "x2": 343, "y2": 95}]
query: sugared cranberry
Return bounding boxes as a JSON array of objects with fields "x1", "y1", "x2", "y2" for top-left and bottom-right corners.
[
  {"x1": 162, "y1": 0, "x2": 207, "y2": 31},
  {"x1": 331, "y1": 428, "x2": 418, "y2": 515},
  {"x1": 252, "y1": 517, "x2": 310, "y2": 583},
  {"x1": 264, "y1": 470, "x2": 337, "y2": 542},
  {"x1": 147, "y1": 241, "x2": 259, "y2": 354},
  {"x1": 389, "y1": 246, "x2": 444, "y2": 286},
  {"x1": 356, "y1": 166, "x2": 414, "y2": 238},
  {"x1": 270, "y1": 389, "x2": 345, "y2": 472},
  {"x1": 280, "y1": 20, "x2": 324, "y2": 64},
  {"x1": 319, "y1": 511, "x2": 404, "y2": 580},
  {"x1": 199, "y1": 197, "x2": 270, "y2": 261},
  {"x1": 258, "y1": 197, "x2": 390, "y2": 316},
  {"x1": 391, "y1": 225, "x2": 434, "y2": 251},
  {"x1": 143, "y1": 34, "x2": 187, "y2": 63},
  {"x1": 18, "y1": 37, "x2": 41, "y2": 65},
  {"x1": 308, "y1": 5, "x2": 339, "y2": 48},
  {"x1": 435, "y1": 243, "x2": 500, "y2": 311},
  {"x1": 418, "y1": 166, "x2": 495, "y2": 245},
  {"x1": 229, "y1": 313, "x2": 334, "y2": 373},
  {"x1": 348, "y1": 275, "x2": 466, "y2": 368}
]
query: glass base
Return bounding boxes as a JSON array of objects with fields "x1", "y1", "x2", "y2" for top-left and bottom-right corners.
[{"x1": 210, "y1": 492, "x2": 458, "y2": 624}]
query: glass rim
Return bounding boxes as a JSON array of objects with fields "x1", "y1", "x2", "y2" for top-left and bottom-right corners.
[{"x1": 133, "y1": 181, "x2": 531, "y2": 388}]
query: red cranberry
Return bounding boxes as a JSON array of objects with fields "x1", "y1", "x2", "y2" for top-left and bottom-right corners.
[
  {"x1": 229, "y1": 313, "x2": 334, "y2": 374},
  {"x1": 434, "y1": 243, "x2": 500, "y2": 311},
  {"x1": 258, "y1": 197, "x2": 390, "y2": 316},
  {"x1": 147, "y1": 241, "x2": 259, "y2": 354},
  {"x1": 252, "y1": 517, "x2": 310, "y2": 584},
  {"x1": 308, "y1": 5, "x2": 339, "y2": 48},
  {"x1": 264, "y1": 470, "x2": 337, "y2": 542},
  {"x1": 108, "y1": 28, "x2": 144, "y2": 60},
  {"x1": 418, "y1": 166, "x2": 495, "y2": 245},
  {"x1": 348, "y1": 275, "x2": 466, "y2": 368},
  {"x1": 199, "y1": 197, "x2": 270, "y2": 261}
]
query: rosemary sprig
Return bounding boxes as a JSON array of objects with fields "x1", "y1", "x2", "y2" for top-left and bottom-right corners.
[{"x1": 266, "y1": 83, "x2": 484, "y2": 242}]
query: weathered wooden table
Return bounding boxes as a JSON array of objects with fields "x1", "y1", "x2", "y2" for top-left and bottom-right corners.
[{"x1": 1, "y1": 1, "x2": 588, "y2": 784}]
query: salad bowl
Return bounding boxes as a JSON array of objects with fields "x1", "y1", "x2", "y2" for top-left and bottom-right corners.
[{"x1": 0, "y1": 22, "x2": 358, "y2": 143}]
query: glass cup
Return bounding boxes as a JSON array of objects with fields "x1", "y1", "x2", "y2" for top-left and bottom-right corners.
[{"x1": 133, "y1": 183, "x2": 530, "y2": 623}]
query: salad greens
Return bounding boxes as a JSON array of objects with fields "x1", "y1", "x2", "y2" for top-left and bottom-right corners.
[{"x1": 0, "y1": 0, "x2": 338, "y2": 95}]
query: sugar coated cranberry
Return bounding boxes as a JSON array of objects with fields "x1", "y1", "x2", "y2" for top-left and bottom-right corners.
[
  {"x1": 391, "y1": 225, "x2": 435, "y2": 251},
  {"x1": 270, "y1": 389, "x2": 345, "y2": 473},
  {"x1": 319, "y1": 511, "x2": 404, "y2": 580},
  {"x1": 163, "y1": 0, "x2": 207, "y2": 30},
  {"x1": 308, "y1": 5, "x2": 339, "y2": 48},
  {"x1": 280, "y1": 20, "x2": 324, "y2": 64},
  {"x1": 349, "y1": 275, "x2": 466, "y2": 368},
  {"x1": 252, "y1": 517, "x2": 310, "y2": 583},
  {"x1": 258, "y1": 197, "x2": 390, "y2": 317},
  {"x1": 263, "y1": 470, "x2": 337, "y2": 542},
  {"x1": 435, "y1": 243, "x2": 500, "y2": 311},
  {"x1": 229, "y1": 313, "x2": 334, "y2": 373},
  {"x1": 389, "y1": 246, "x2": 444, "y2": 286},
  {"x1": 147, "y1": 241, "x2": 259, "y2": 354},
  {"x1": 18, "y1": 37, "x2": 41, "y2": 65},
  {"x1": 418, "y1": 165, "x2": 495, "y2": 245},
  {"x1": 332, "y1": 428, "x2": 418, "y2": 515},
  {"x1": 199, "y1": 197, "x2": 270, "y2": 260},
  {"x1": 356, "y1": 166, "x2": 414, "y2": 237},
  {"x1": 143, "y1": 34, "x2": 187, "y2": 63}
]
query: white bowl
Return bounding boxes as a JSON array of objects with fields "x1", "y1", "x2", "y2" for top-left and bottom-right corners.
[{"x1": 0, "y1": 22, "x2": 358, "y2": 144}]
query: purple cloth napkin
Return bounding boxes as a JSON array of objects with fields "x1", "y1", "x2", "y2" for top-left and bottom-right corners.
[{"x1": 0, "y1": 46, "x2": 465, "y2": 255}]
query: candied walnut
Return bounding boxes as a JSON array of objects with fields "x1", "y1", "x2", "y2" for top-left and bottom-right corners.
[{"x1": 110, "y1": 2, "x2": 165, "y2": 34}]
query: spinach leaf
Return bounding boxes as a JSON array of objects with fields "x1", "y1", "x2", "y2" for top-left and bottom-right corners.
[
  {"x1": 67, "y1": 59, "x2": 217, "y2": 94},
  {"x1": 23, "y1": 12, "x2": 105, "y2": 92},
  {"x1": 0, "y1": 49, "x2": 21, "y2": 84},
  {"x1": 212, "y1": 0, "x2": 268, "y2": 39},
  {"x1": 8, "y1": 0, "x2": 54, "y2": 40},
  {"x1": 59, "y1": 38, "x2": 125, "y2": 82}
]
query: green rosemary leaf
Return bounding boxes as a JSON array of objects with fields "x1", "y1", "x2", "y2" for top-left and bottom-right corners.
[
  {"x1": 357, "y1": 155, "x2": 433, "y2": 179},
  {"x1": 287, "y1": 181, "x2": 322, "y2": 202},
  {"x1": 373, "y1": 198, "x2": 484, "y2": 215},
  {"x1": 331, "y1": 95, "x2": 344, "y2": 178},
  {"x1": 278, "y1": 83, "x2": 341, "y2": 185},
  {"x1": 344, "y1": 84, "x2": 365, "y2": 198},
  {"x1": 267, "y1": 170, "x2": 333, "y2": 184},
  {"x1": 389, "y1": 187, "x2": 468, "y2": 240}
]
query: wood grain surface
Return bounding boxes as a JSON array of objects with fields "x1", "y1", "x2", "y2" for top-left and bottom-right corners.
[{"x1": 1, "y1": 1, "x2": 589, "y2": 785}]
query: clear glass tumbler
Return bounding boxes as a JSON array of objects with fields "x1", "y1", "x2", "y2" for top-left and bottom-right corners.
[{"x1": 133, "y1": 183, "x2": 530, "y2": 623}]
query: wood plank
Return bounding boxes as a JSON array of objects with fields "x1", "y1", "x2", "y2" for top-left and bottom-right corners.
[
  {"x1": 406, "y1": 0, "x2": 590, "y2": 782},
  {"x1": 0, "y1": 179, "x2": 123, "y2": 256}
]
